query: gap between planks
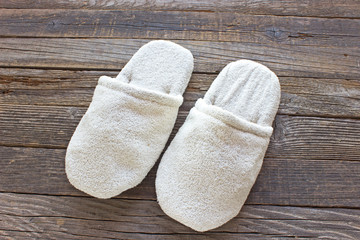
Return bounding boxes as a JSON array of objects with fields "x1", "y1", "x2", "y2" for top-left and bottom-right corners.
[{"x1": 1, "y1": 191, "x2": 360, "y2": 210}]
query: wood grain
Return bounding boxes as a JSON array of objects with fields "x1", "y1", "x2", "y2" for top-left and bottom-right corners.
[
  {"x1": 1, "y1": 9, "x2": 359, "y2": 47},
  {"x1": 0, "y1": 0, "x2": 359, "y2": 18},
  {"x1": 1, "y1": 104, "x2": 360, "y2": 161},
  {"x1": 0, "y1": 1, "x2": 359, "y2": 238},
  {"x1": 1, "y1": 143, "x2": 359, "y2": 207},
  {"x1": 1, "y1": 68, "x2": 360, "y2": 118},
  {"x1": 0, "y1": 231, "x2": 315, "y2": 240},
  {"x1": 0, "y1": 193, "x2": 359, "y2": 239},
  {"x1": 0, "y1": 38, "x2": 359, "y2": 79}
]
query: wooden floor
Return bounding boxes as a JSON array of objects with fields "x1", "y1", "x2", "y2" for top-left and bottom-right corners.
[{"x1": 1, "y1": 1, "x2": 360, "y2": 239}]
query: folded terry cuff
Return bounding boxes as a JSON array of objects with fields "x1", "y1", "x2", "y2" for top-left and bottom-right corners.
[
  {"x1": 98, "y1": 76, "x2": 183, "y2": 107},
  {"x1": 195, "y1": 98, "x2": 273, "y2": 138}
]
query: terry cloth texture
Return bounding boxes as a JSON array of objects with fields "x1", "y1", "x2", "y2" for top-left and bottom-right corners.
[
  {"x1": 156, "y1": 60, "x2": 281, "y2": 232},
  {"x1": 66, "y1": 40, "x2": 194, "y2": 199}
]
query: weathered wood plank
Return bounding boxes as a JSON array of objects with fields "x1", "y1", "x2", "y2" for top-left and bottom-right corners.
[
  {"x1": 1, "y1": 143, "x2": 359, "y2": 206},
  {"x1": 0, "y1": 231, "x2": 310, "y2": 240},
  {"x1": 0, "y1": 0, "x2": 359, "y2": 18},
  {"x1": 0, "y1": 231, "x2": 321, "y2": 240},
  {"x1": 0, "y1": 38, "x2": 358, "y2": 79},
  {"x1": 2, "y1": 231, "x2": 300, "y2": 240},
  {"x1": 1, "y1": 9, "x2": 359, "y2": 47},
  {"x1": 0, "y1": 193, "x2": 359, "y2": 239},
  {"x1": 1, "y1": 104, "x2": 360, "y2": 161},
  {"x1": 1, "y1": 68, "x2": 360, "y2": 118}
]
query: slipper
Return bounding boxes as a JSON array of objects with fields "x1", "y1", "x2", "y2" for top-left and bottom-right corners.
[
  {"x1": 156, "y1": 60, "x2": 280, "y2": 231},
  {"x1": 66, "y1": 40, "x2": 193, "y2": 199}
]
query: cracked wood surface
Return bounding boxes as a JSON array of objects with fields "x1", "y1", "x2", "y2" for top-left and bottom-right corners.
[{"x1": 0, "y1": 1, "x2": 360, "y2": 239}]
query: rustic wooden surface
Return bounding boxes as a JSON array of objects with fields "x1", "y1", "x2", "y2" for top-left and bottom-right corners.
[{"x1": 1, "y1": 1, "x2": 360, "y2": 239}]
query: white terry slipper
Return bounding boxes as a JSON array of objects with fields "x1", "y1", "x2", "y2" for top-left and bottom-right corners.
[
  {"x1": 66, "y1": 40, "x2": 193, "y2": 199},
  {"x1": 156, "y1": 60, "x2": 280, "y2": 232}
]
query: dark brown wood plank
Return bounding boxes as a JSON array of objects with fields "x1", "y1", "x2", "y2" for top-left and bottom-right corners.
[
  {"x1": 0, "y1": 193, "x2": 359, "y2": 239},
  {"x1": 1, "y1": 141, "x2": 360, "y2": 207},
  {"x1": 1, "y1": 9, "x2": 359, "y2": 47},
  {"x1": 2, "y1": 231, "x2": 295, "y2": 240},
  {"x1": 0, "y1": 38, "x2": 359, "y2": 79},
  {"x1": 0, "y1": 231, "x2": 324, "y2": 240},
  {"x1": 1, "y1": 68, "x2": 359, "y2": 118},
  {"x1": 0, "y1": 0, "x2": 359, "y2": 18},
  {"x1": 0, "y1": 104, "x2": 87, "y2": 148},
  {"x1": 0, "y1": 231, "x2": 309, "y2": 240},
  {"x1": 1, "y1": 104, "x2": 360, "y2": 161}
]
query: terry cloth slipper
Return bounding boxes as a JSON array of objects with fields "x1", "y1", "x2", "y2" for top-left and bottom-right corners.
[
  {"x1": 66, "y1": 40, "x2": 193, "y2": 199},
  {"x1": 156, "y1": 60, "x2": 280, "y2": 232}
]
